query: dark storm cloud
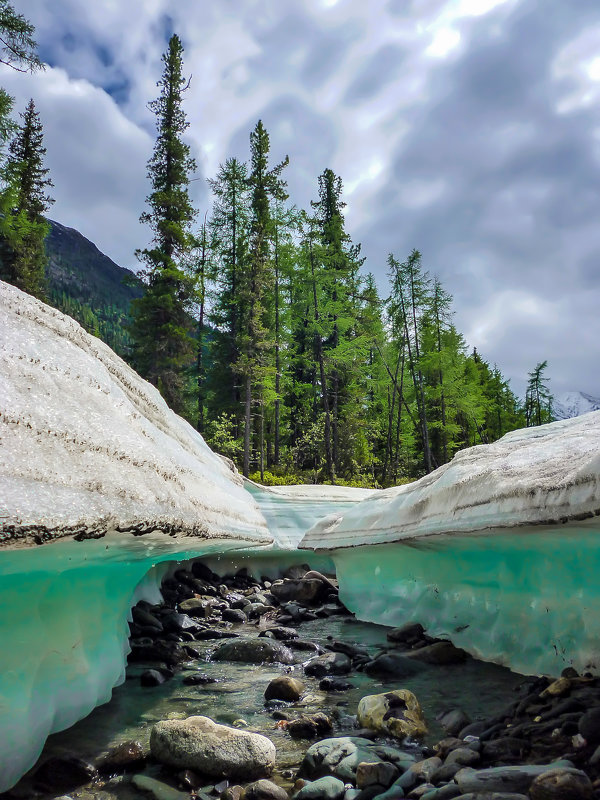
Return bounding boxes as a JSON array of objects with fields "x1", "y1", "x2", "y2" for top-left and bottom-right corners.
[
  {"x1": 343, "y1": 44, "x2": 408, "y2": 104},
  {"x1": 357, "y1": 0, "x2": 600, "y2": 389},
  {"x1": 12, "y1": 0, "x2": 600, "y2": 395}
]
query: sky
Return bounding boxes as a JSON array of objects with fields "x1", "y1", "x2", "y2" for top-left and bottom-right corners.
[{"x1": 3, "y1": 0, "x2": 600, "y2": 397}]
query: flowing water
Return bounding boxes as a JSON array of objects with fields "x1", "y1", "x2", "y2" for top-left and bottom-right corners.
[{"x1": 25, "y1": 615, "x2": 526, "y2": 799}]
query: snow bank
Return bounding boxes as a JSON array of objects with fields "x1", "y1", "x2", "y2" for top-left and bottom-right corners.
[
  {"x1": 300, "y1": 415, "x2": 600, "y2": 676},
  {"x1": 0, "y1": 281, "x2": 270, "y2": 548},
  {"x1": 300, "y1": 413, "x2": 600, "y2": 550}
]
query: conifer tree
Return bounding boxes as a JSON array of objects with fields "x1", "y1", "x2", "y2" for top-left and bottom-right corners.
[
  {"x1": 0, "y1": 98, "x2": 53, "y2": 298},
  {"x1": 236, "y1": 120, "x2": 288, "y2": 477},
  {"x1": 208, "y1": 157, "x2": 250, "y2": 428},
  {"x1": 0, "y1": 0, "x2": 42, "y2": 73},
  {"x1": 525, "y1": 360, "x2": 553, "y2": 426},
  {"x1": 130, "y1": 34, "x2": 197, "y2": 415}
]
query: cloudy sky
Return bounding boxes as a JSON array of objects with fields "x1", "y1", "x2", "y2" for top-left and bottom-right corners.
[{"x1": 4, "y1": 0, "x2": 600, "y2": 397}]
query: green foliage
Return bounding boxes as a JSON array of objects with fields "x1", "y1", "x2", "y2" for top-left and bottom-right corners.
[
  {"x1": 129, "y1": 34, "x2": 197, "y2": 415},
  {"x1": 0, "y1": 0, "x2": 43, "y2": 73},
  {"x1": 525, "y1": 360, "x2": 553, "y2": 427},
  {"x1": 0, "y1": 98, "x2": 53, "y2": 298},
  {"x1": 203, "y1": 412, "x2": 243, "y2": 462}
]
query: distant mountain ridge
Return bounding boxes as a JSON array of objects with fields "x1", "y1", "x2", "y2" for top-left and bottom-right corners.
[
  {"x1": 45, "y1": 219, "x2": 142, "y2": 358},
  {"x1": 553, "y1": 391, "x2": 600, "y2": 420}
]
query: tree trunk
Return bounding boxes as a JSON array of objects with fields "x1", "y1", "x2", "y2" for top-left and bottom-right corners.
[{"x1": 243, "y1": 373, "x2": 251, "y2": 477}]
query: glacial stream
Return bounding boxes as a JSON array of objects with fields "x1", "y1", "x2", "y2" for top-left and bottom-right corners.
[{"x1": 16, "y1": 612, "x2": 525, "y2": 800}]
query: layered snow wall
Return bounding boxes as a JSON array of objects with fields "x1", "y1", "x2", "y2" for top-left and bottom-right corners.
[{"x1": 300, "y1": 414, "x2": 600, "y2": 676}]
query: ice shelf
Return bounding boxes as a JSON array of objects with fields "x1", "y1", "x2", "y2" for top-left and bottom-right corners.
[{"x1": 299, "y1": 413, "x2": 600, "y2": 677}]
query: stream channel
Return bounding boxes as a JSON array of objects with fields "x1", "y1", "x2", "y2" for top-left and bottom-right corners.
[{"x1": 6, "y1": 558, "x2": 527, "y2": 800}]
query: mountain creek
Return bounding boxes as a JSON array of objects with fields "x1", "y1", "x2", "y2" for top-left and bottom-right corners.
[{"x1": 4, "y1": 561, "x2": 600, "y2": 800}]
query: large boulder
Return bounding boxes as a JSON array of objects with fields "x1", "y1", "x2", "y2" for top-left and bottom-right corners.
[
  {"x1": 212, "y1": 638, "x2": 295, "y2": 664},
  {"x1": 298, "y1": 737, "x2": 416, "y2": 783},
  {"x1": 357, "y1": 690, "x2": 426, "y2": 740},
  {"x1": 150, "y1": 716, "x2": 276, "y2": 779}
]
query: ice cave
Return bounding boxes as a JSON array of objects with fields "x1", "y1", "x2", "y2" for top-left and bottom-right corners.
[{"x1": 1, "y1": 279, "x2": 599, "y2": 790}]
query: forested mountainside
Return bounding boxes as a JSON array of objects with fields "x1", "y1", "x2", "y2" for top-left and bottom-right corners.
[{"x1": 45, "y1": 219, "x2": 142, "y2": 357}]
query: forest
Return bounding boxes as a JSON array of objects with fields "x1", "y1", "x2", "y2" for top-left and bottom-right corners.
[{"x1": 0, "y1": 22, "x2": 553, "y2": 487}]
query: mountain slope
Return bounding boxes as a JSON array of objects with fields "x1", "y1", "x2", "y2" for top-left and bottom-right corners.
[
  {"x1": 553, "y1": 391, "x2": 600, "y2": 420},
  {"x1": 45, "y1": 219, "x2": 142, "y2": 357}
]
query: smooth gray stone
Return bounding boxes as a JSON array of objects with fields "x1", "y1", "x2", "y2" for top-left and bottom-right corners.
[
  {"x1": 294, "y1": 777, "x2": 346, "y2": 800},
  {"x1": 455, "y1": 760, "x2": 574, "y2": 795}
]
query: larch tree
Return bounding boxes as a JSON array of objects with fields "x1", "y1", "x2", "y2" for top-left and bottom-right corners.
[
  {"x1": 525, "y1": 360, "x2": 553, "y2": 427},
  {"x1": 0, "y1": 98, "x2": 53, "y2": 298},
  {"x1": 129, "y1": 33, "x2": 197, "y2": 415}
]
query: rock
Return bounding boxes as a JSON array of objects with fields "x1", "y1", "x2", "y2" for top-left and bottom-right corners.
[
  {"x1": 191, "y1": 561, "x2": 219, "y2": 582},
  {"x1": 162, "y1": 611, "x2": 201, "y2": 633},
  {"x1": 355, "y1": 761, "x2": 400, "y2": 789},
  {"x1": 539, "y1": 677, "x2": 572, "y2": 698},
  {"x1": 397, "y1": 757, "x2": 441, "y2": 788},
  {"x1": 437, "y1": 709, "x2": 471, "y2": 737},
  {"x1": 480, "y1": 737, "x2": 529, "y2": 762},
  {"x1": 212, "y1": 637, "x2": 295, "y2": 664},
  {"x1": 444, "y1": 748, "x2": 479, "y2": 767},
  {"x1": 265, "y1": 676, "x2": 304, "y2": 702},
  {"x1": 245, "y1": 779, "x2": 289, "y2": 800},
  {"x1": 132, "y1": 774, "x2": 188, "y2": 800},
  {"x1": 386, "y1": 622, "x2": 425, "y2": 643},
  {"x1": 261, "y1": 626, "x2": 299, "y2": 641},
  {"x1": 182, "y1": 673, "x2": 218, "y2": 685},
  {"x1": 97, "y1": 740, "x2": 147, "y2": 769},
  {"x1": 404, "y1": 641, "x2": 467, "y2": 665},
  {"x1": 455, "y1": 761, "x2": 574, "y2": 794},
  {"x1": 150, "y1": 715, "x2": 276, "y2": 778},
  {"x1": 222, "y1": 608, "x2": 247, "y2": 624},
  {"x1": 528, "y1": 767, "x2": 594, "y2": 799},
  {"x1": 141, "y1": 668, "x2": 167, "y2": 687},
  {"x1": 291, "y1": 640, "x2": 324, "y2": 654},
  {"x1": 271, "y1": 579, "x2": 326, "y2": 603},
  {"x1": 369, "y1": 783, "x2": 406, "y2": 800},
  {"x1": 196, "y1": 629, "x2": 240, "y2": 640},
  {"x1": 33, "y1": 756, "x2": 98, "y2": 792},
  {"x1": 222, "y1": 787, "x2": 244, "y2": 800},
  {"x1": 364, "y1": 653, "x2": 427, "y2": 679},
  {"x1": 320, "y1": 677, "x2": 353, "y2": 692},
  {"x1": 449, "y1": 795, "x2": 528, "y2": 800},
  {"x1": 305, "y1": 652, "x2": 352, "y2": 677},
  {"x1": 128, "y1": 639, "x2": 186, "y2": 666},
  {"x1": 294, "y1": 777, "x2": 346, "y2": 800},
  {"x1": 179, "y1": 597, "x2": 218, "y2": 617},
  {"x1": 283, "y1": 564, "x2": 310, "y2": 579},
  {"x1": 578, "y1": 706, "x2": 600, "y2": 743},
  {"x1": 357, "y1": 690, "x2": 427, "y2": 740},
  {"x1": 287, "y1": 713, "x2": 333, "y2": 739},
  {"x1": 299, "y1": 737, "x2": 414, "y2": 784},
  {"x1": 132, "y1": 606, "x2": 163, "y2": 630},
  {"x1": 420, "y1": 785, "x2": 462, "y2": 799}
]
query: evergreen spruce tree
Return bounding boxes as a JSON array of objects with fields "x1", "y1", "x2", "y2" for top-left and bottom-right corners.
[
  {"x1": 0, "y1": 98, "x2": 53, "y2": 298},
  {"x1": 236, "y1": 120, "x2": 288, "y2": 477},
  {"x1": 129, "y1": 34, "x2": 197, "y2": 415}
]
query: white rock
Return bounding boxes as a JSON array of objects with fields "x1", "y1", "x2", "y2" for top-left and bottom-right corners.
[{"x1": 150, "y1": 715, "x2": 276, "y2": 778}]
